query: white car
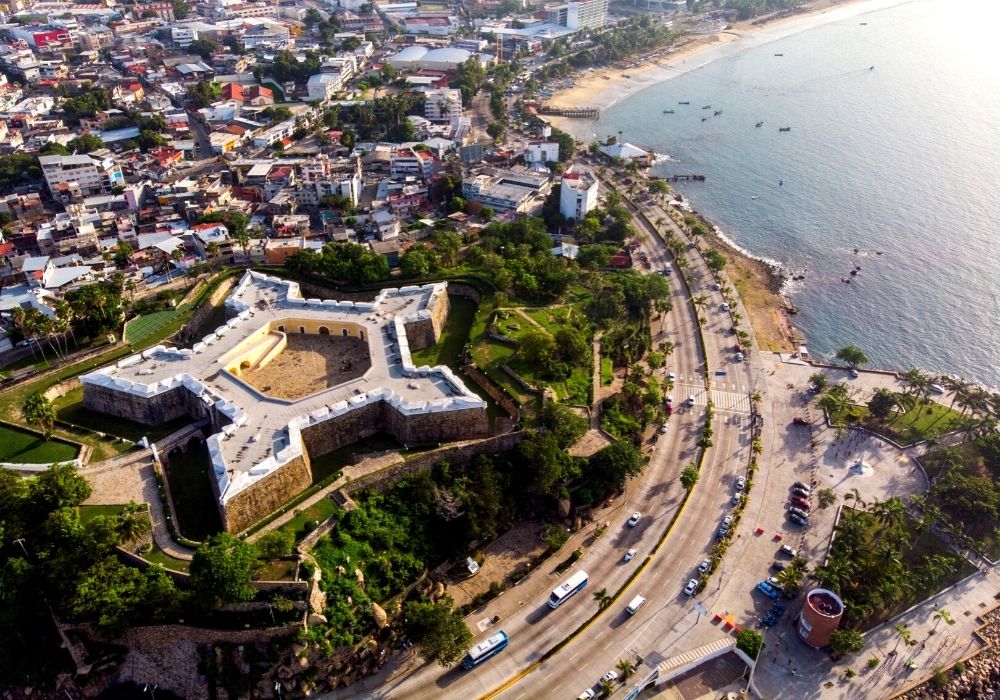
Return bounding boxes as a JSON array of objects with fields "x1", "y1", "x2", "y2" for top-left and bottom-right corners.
[
  {"x1": 721, "y1": 302, "x2": 730, "y2": 311},
  {"x1": 780, "y1": 544, "x2": 798, "y2": 557},
  {"x1": 658, "y1": 423, "x2": 669, "y2": 434},
  {"x1": 665, "y1": 395, "x2": 673, "y2": 404},
  {"x1": 698, "y1": 559, "x2": 711, "y2": 573},
  {"x1": 577, "y1": 691, "x2": 595, "y2": 700},
  {"x1": 667, "y1": 372, "x2": 676, "y2": 380},
  {"x1": 624, "y1": 548, "x2": 637, "y2": 562},
  {"x1": 601, "y1": 670, "x2": 619, "y2": 683},
  {"x1": 736, "y1": 352, "x2": 744, "y2": 362},
  {"x1": 684, "y1": 579, "x2": 699, "y2": 596},
  {"x1": 735, "y1": 476, "x2": 747, "y2": 492},
  {"x1": 627, "y1": 512, "x2": 641, "y2": 527},
  {"x1": 714, "y1": 283, "x2": 722, "y2": 291},
  {"x1": 686, "y1": 395, "x2": 696, "y2": 406}
]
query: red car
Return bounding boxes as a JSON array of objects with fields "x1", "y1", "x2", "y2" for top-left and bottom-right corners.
[
  {"x1": 664, "y1": 403, "x2": 673, "y2": 416},
  {"x1": 792, "y1": 417, "x2": 810, "y2": 425},
  {"x1": 791, "y1": 496, "x2": 811, "y2": 510}
]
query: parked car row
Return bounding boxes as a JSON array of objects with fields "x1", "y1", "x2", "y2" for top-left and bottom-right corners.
[{"x1": 787, "y1": 481, "x2": 812, "y2": 525}]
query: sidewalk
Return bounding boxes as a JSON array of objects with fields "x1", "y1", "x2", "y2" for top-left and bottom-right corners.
[{"x1": 754, "y1": 566, "x2": 1000, "y2": 699}]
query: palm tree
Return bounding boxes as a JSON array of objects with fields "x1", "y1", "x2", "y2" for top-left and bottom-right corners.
[
  {"x1": 117, "y1": 501, "x2": 148, "y2": 542},
  {"x1": 205, "y1": 241, "x2": 220, "y2": 271},
  {"x1": 598, "y1": 678, "x2": 615, "y2": 698},
  {"x1": 933, "y1": 608, "x2": 955, "y2": 627},
  {"x1": 593, "y1": 587, "x2": 612, "y2": 610},
  {"x1": 894, "y1": 623, "x2": 913, "y2": 646},
  {"x1": 844, "y1": 488, "x2": 866, "y2": 509},
  {"x1": 871, "y1": 497, "x2": 906, "y2": 529},
  {"x1": 616, "y1": 658, "x2": 636, "y2": 681}
]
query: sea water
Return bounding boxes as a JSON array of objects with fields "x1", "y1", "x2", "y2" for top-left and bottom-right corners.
[{"x1": 587, "y1": 0, "x2": 1000, "y2": 387}]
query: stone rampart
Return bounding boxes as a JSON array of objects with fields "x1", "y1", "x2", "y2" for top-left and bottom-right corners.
[
  {"x1": 84, "y1": 382, "x2": 214, "y2": 427},
  {"x1": 227, "y1": 453, "x2": 313, "y2": 534},
  {"x1": 382, "y1": 403, "x2": 488, "y2": 445},
  {"x1": 341, "y1": 431, "x2": 528, "y2": 495},
  {"x1": 301, "y1": 401, "x2": 383, "y2": 458}
]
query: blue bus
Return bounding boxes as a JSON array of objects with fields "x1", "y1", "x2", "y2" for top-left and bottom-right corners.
[
  {"x1": 548, "y1": 570, "x2": 589, "y2": 609},
  {"x1": 462, "y1": 630, "x2": 508, "y2": 669}
]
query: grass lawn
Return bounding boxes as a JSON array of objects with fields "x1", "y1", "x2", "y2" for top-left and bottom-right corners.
[
  {"x1": 275, "y1": 496, "x2": 338, "y2": 543},
  {"x1": 77, "y1": 503, "x2": 129, "y2": 523},
  {"x1": 410, "y1": 295, "x2": 477, "y2": 368},
  {"x1": 143, "y1": 543, "x2": 191, "y2": 573},
  {"x1": 0, "y1": 423, "x2": 79, "y2": 463},
  {"x1": 601, "y1": 356, "x2": 614, "y2": 386},
  {"x1": 830, "y1": 398, "x2": 966, "y2": 444},
  {"x1": 163, "y1": 439, "x2": 223, "y2": 541}
]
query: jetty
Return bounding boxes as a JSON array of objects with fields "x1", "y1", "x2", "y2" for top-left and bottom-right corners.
[
  {"x1": 537, "y1": 105, "x2": 600, "y2": 118},
  {"x1": 662, "y1": 174, "x2": 707, "y2": 182}
]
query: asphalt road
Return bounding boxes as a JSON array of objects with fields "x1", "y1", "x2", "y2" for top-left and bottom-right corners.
[{"x1": 363, "y1": 184, "x2": 757, "y2": 700}]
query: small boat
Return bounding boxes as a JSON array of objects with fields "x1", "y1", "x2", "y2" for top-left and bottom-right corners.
[
  {"x1": 774, "y1": 53, "x2": 784, "y2": 57},
  {"x1": 751, "y1": 195, "x2": 758, "y2": 200},
  {"x1": 869, "y1": 65, "x2": 875, "y2": 71},
  {"x1": 701, "y1": 117, "x2": 708, "y2": 122},
  {"x1": 702, "y1": 105, "x2": 712, "y2": 109},
  {"x1": 663, "y1": 109, "x2": 675, "y2": 114},
  {"x1": 860, "y1": 22, "x2": 868, "y2": 25},
  {"x1": 713, "y1": 110, "x2": 723, "y2": 116},
  {"x1": 850, "y1": 269, "x2": 858, "y2": 276},
  {"x1": 678, "y1": 101, "x2": 690, "y2": 105},
  {"x1": 755, "y1": 121, "x2": 764, "y2": 128},
  {"x1": 779, "y1": 127, "x2": 792, "y2": 132},
  {"x1": 779, "y1": 179, "x2": 783, "y2": 186}
]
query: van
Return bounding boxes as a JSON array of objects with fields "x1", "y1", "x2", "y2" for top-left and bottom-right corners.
[{"x1": 626, "y1": 595, "x2": 646, "y2": 615}]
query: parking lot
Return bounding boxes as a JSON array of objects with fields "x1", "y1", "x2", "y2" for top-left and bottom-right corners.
[{"x1": 694, "y1": 352, "x2": 927, "y2": 641}]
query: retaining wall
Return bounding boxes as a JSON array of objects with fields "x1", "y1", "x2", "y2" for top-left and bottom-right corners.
[{"x1": 224, "y1": 453, "x2": 313, "y2": 534}]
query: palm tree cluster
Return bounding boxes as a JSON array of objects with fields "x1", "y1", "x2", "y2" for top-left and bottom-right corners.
[
  {"x1": 9, "y1": 302, "x2": 77, "y2": 366},
  {"x1": 812, "y1": 501, "x2": 962, "y2": 629}
]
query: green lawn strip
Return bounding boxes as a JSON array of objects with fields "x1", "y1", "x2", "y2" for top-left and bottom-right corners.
[
  {"x1": 409, "y1": 295, "x2": 477, "y2": 367},
  {"x1": 275, "y1": 496, "x2": 338, "y2": 543},
  {"x1": 0, "y1": 423, "x2": 79, "y2": 463},
  {"x1": 77, "y1": 503, "x2": 129, "y2": 523},
  {"x1": 142, "y1": 543, "x2": 191, "y2": 573},
  {"x1": 257, "y1": 559, "x2": 297, "y2": 581},
  {"x1": 600, "y1": 356, "x2": 614, "y2": 386},
  {"x1": 124, "y1": 308, "x2": 183, "y2": 344}
]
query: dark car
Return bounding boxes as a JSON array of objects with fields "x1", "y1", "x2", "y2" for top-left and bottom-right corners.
[
  {"x1": 789, "y1": 512, "x2": 808, "y2": 526},
  {"x1": 772, "y1": 561, "x2": 787, "y2": 572},
  {"x1": 791, "y1": 486, "x2": 811, "y2": 499},
  {"x1": 788, "y1": 507, "x2": 809, "y2": 520},
  {"x1": 792, "y1": 417, "x2": 810, "y2": 425},
  {"x1": 792, "y1": 481, "x2": 811, "y2": 492}
]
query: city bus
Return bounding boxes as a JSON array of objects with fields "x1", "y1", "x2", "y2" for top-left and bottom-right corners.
[
  {"x1": 461, "y1": 630, "x2": 508, "y2": 669},
  {"x1": 548, "y1": 570, "x2": 589, "y2": 609}
]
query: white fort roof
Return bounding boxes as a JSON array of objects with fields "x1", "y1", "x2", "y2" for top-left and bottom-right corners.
[{"x1": 81, "y1": 271, "x2": 485, "y2": 504}]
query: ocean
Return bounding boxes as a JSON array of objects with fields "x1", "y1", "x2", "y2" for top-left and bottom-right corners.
[{"x1": 578, "y1": 0, "x2": 1000, "y2": 388}]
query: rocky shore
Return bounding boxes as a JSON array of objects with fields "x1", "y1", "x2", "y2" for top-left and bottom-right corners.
[{"x1": 899, "y1": 605, "x2": 1000, "y2": 700}]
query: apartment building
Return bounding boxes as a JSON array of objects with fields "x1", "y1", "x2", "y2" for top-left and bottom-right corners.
[
  {"x1": 38, "y1": 153, "x2": 125, "y2": 197},
  {"x1": 559, "y1": 166, "x2": 598, "y2": 221},
  {"x1": 422, "y1": 88, "x2": 463, "y2": 123}
]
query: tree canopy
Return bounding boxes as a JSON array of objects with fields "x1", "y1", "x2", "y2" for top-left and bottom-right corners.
[
  {"x1": 286, "y1": 243, "x2": 390, "y2": 284},
  {"x1": 404, "y1": 597, "x2": 473, "y2": 666},
  {"x1": 190, "y1": 533, "x2": 259, "y2": 607}
]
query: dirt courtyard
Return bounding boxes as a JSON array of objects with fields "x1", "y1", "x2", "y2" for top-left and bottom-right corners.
[{"x1": 242, "y1": 334, "x2": 371, "y2": 400}]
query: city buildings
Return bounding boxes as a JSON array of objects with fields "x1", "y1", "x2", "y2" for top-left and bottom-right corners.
[{"x1": 559, "y1": 166, "x2": 599, "y2": 221}]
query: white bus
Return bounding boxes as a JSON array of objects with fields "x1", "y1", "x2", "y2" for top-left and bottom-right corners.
[
  {"x1": 548, "y1": 570, "x2": 589, "y2": 609},
  {"x1": 462, "y1": 630, "x2": 508, "y2": 669}
]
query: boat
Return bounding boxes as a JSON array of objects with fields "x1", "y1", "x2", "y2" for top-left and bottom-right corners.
[
  {"x1": 663, "y1": 109, "x2": 675, "y2": 114},
  {"x1": 869, "y1": 65, "x2": 875, "y2": 71},
  {"x1": 860, "y1": 22, "x2": 868, "y2": 25},
  {"x1": 702, "y1": 105, "x2": 711, "y2": 109},
  {"x1": 751, "y1": 195, "x2": 758, "y2": 200},
  {"x1": 714, "y1": 110, "x2": 723, "y2": 116},
  {"x1": 774, "y1": 53, "x2": 784, "y2": 57},
  {"x1": 701, "y1": 117, "x2": 708, "y2": 122},
  {"x1": 755, "y1": 121, "x2": 764, "y2": 128},
  {"x1": 678, "y1": 101, "x2": 690, "y2": 105},
  {"x1": 779, "y1": 127, "x2": 792, "y2": 132}
]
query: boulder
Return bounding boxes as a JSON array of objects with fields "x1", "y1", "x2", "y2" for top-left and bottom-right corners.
[
  {"x1": 307, "y1": 613, "x2": 328, "y2": 626},
  {"x1": 355, "y1": 568, "x2": 365, "y2": 588},
  {"x1": 557, "y1": 498, "x2": 571, "y2": 519},
  {"x1": 372, "y1": 602, "x2": 388, "y2": 629},
  {"x1": 431, "y1": 581, "x2": 446, "y2": 601}
]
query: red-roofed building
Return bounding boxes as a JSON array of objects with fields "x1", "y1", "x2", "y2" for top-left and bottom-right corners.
[
  {"x1": 221, "y1": 82, "x2": 244, "y2": 102},
  {"x1": 246, "y1": 85, "x2": 274, "y2": 106},
  {"x1": 149, "y1": 146, "x2": 183, "y2": 167}
]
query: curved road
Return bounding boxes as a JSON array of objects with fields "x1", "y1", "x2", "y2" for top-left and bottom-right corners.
[{"x1": 350, "y1": 181, "x2": 758, "y2": 700}]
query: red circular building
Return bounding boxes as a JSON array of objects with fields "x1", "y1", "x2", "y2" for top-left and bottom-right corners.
[{"x1": 796, "y1": 588, "x2": 844, "y2": 648}]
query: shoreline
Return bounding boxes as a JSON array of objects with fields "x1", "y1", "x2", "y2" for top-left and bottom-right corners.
[{"x1": 545, "y1": 0, "x2": 908, "y2": 140}]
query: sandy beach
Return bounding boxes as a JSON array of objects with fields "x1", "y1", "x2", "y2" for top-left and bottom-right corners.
[{"x1": 546, "y1": 0, "x2": 908, "y2": 140}]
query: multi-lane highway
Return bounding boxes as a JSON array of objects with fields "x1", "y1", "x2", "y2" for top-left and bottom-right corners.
[{"x1": 353, "y1": 180, "x2": 759, "y2": 700}]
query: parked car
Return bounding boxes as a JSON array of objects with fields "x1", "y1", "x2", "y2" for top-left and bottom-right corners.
[
  {"x1": 627, "y1": 512, "x2": 641, "y2": 527},
  {"x1": 698, "y1": 559, "x2": 712, "y2": 573},
  {"x1": 792, "y1": 417, "x2": 810, "y2": 425},
  {"x1": 659, "y1": 423, "x2": 669, "y2": 434},
  {"x1": 791, "y1": 486, "x2": 811, "y2": 499},
  {"x1": 771, "y1": 561, "x2": 787, "y2": 572},
  {"x1": 577, "y1": 691, "x2": 595, "y2": 700},
  {"x1": 780, "y1": 545, "x2": 798, "y2": 557},
  {"x1": 601, "y1": 670, "x2": 619, "y2": 684},
  {"x1": 667, "y1": 372, "x2": 676, "y2": 381},
  {"x1": 792, "y1": 481, "x2": 811, "y2": 493},
  {"x1": 788, "y1": 507, "x2": 809, "y2": 520},
  {"x1": 624, "y1": 548, "x2": 637, "y2": 562},
  {"x1": 664, "y1": 403, "x2": 673, "y2": 416},
  {"x1": 714, "y1": 283, "x2": 722, "y2": 291},
  {"x1": 684, "y1": 579, "x2": 699, "y2": 596},
  {"x1": 791, "y1": 496, "x2": 811, "y2": 510},
  {"x1": 686, "y1": 395, "x2": 696, "y2": 406},
  {"x1": 735, "y1": 476, "x2": 747, "y2": 492},
  {"x1": 721, "y1": 302, "x2": 730, "y2": 311},
  {"x1": 850, "y1": 368, "x2": 860, "y2": 378},
  {"x1": 735, "y1": 352, "x2": 744, "y2": 362},
  {"x1": 732, "y1": 493, "x2": 742, "y2": 505},
  {"x1": 789, "y1": 512, "x2": 808, "y2": 526},
  {"x1": 756, "y1": 581, "x2": 779, "y2": 599}
]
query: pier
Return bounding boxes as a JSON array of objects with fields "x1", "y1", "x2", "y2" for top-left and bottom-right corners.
[
  {"x1": 663, "y1": 174, "x2": 707, "y2": 182},
  {"x1": 537, "y1": 105, "x2": 600, "y2": 118}
]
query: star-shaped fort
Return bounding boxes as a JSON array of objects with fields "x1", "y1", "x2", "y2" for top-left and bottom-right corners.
[{"x1": 81, "y1": 271, "x2": 488, "y2": 532}]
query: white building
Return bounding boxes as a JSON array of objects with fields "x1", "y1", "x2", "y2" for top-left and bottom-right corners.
[
  {"x1": 547, "y1": 0, "x2": 608, "y2": 29},
  {"x1": 38, "y1": 154, "x2": 125, "y2": 197},
  {"x1": 386, "y1": 46, "x2": 489, "y2": 72},
  {"x1": 462, "y1": 169, "x2": 551, "y2": 212},
  {"x1": 252, "y1": 119, "x2": 297, "y2": 148},
  {"x1": 559, "y1": 166, "x2": 598, "y2": 221},
  {"x1": 525, "y1": 141, "x2": 560, "y2": 164},
  {"x1": 422, "y1": 88, "x2": 462, "y2": 123},
  {"x1": 307, "y1": 73, "x2": 344, "y2": 101}
]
